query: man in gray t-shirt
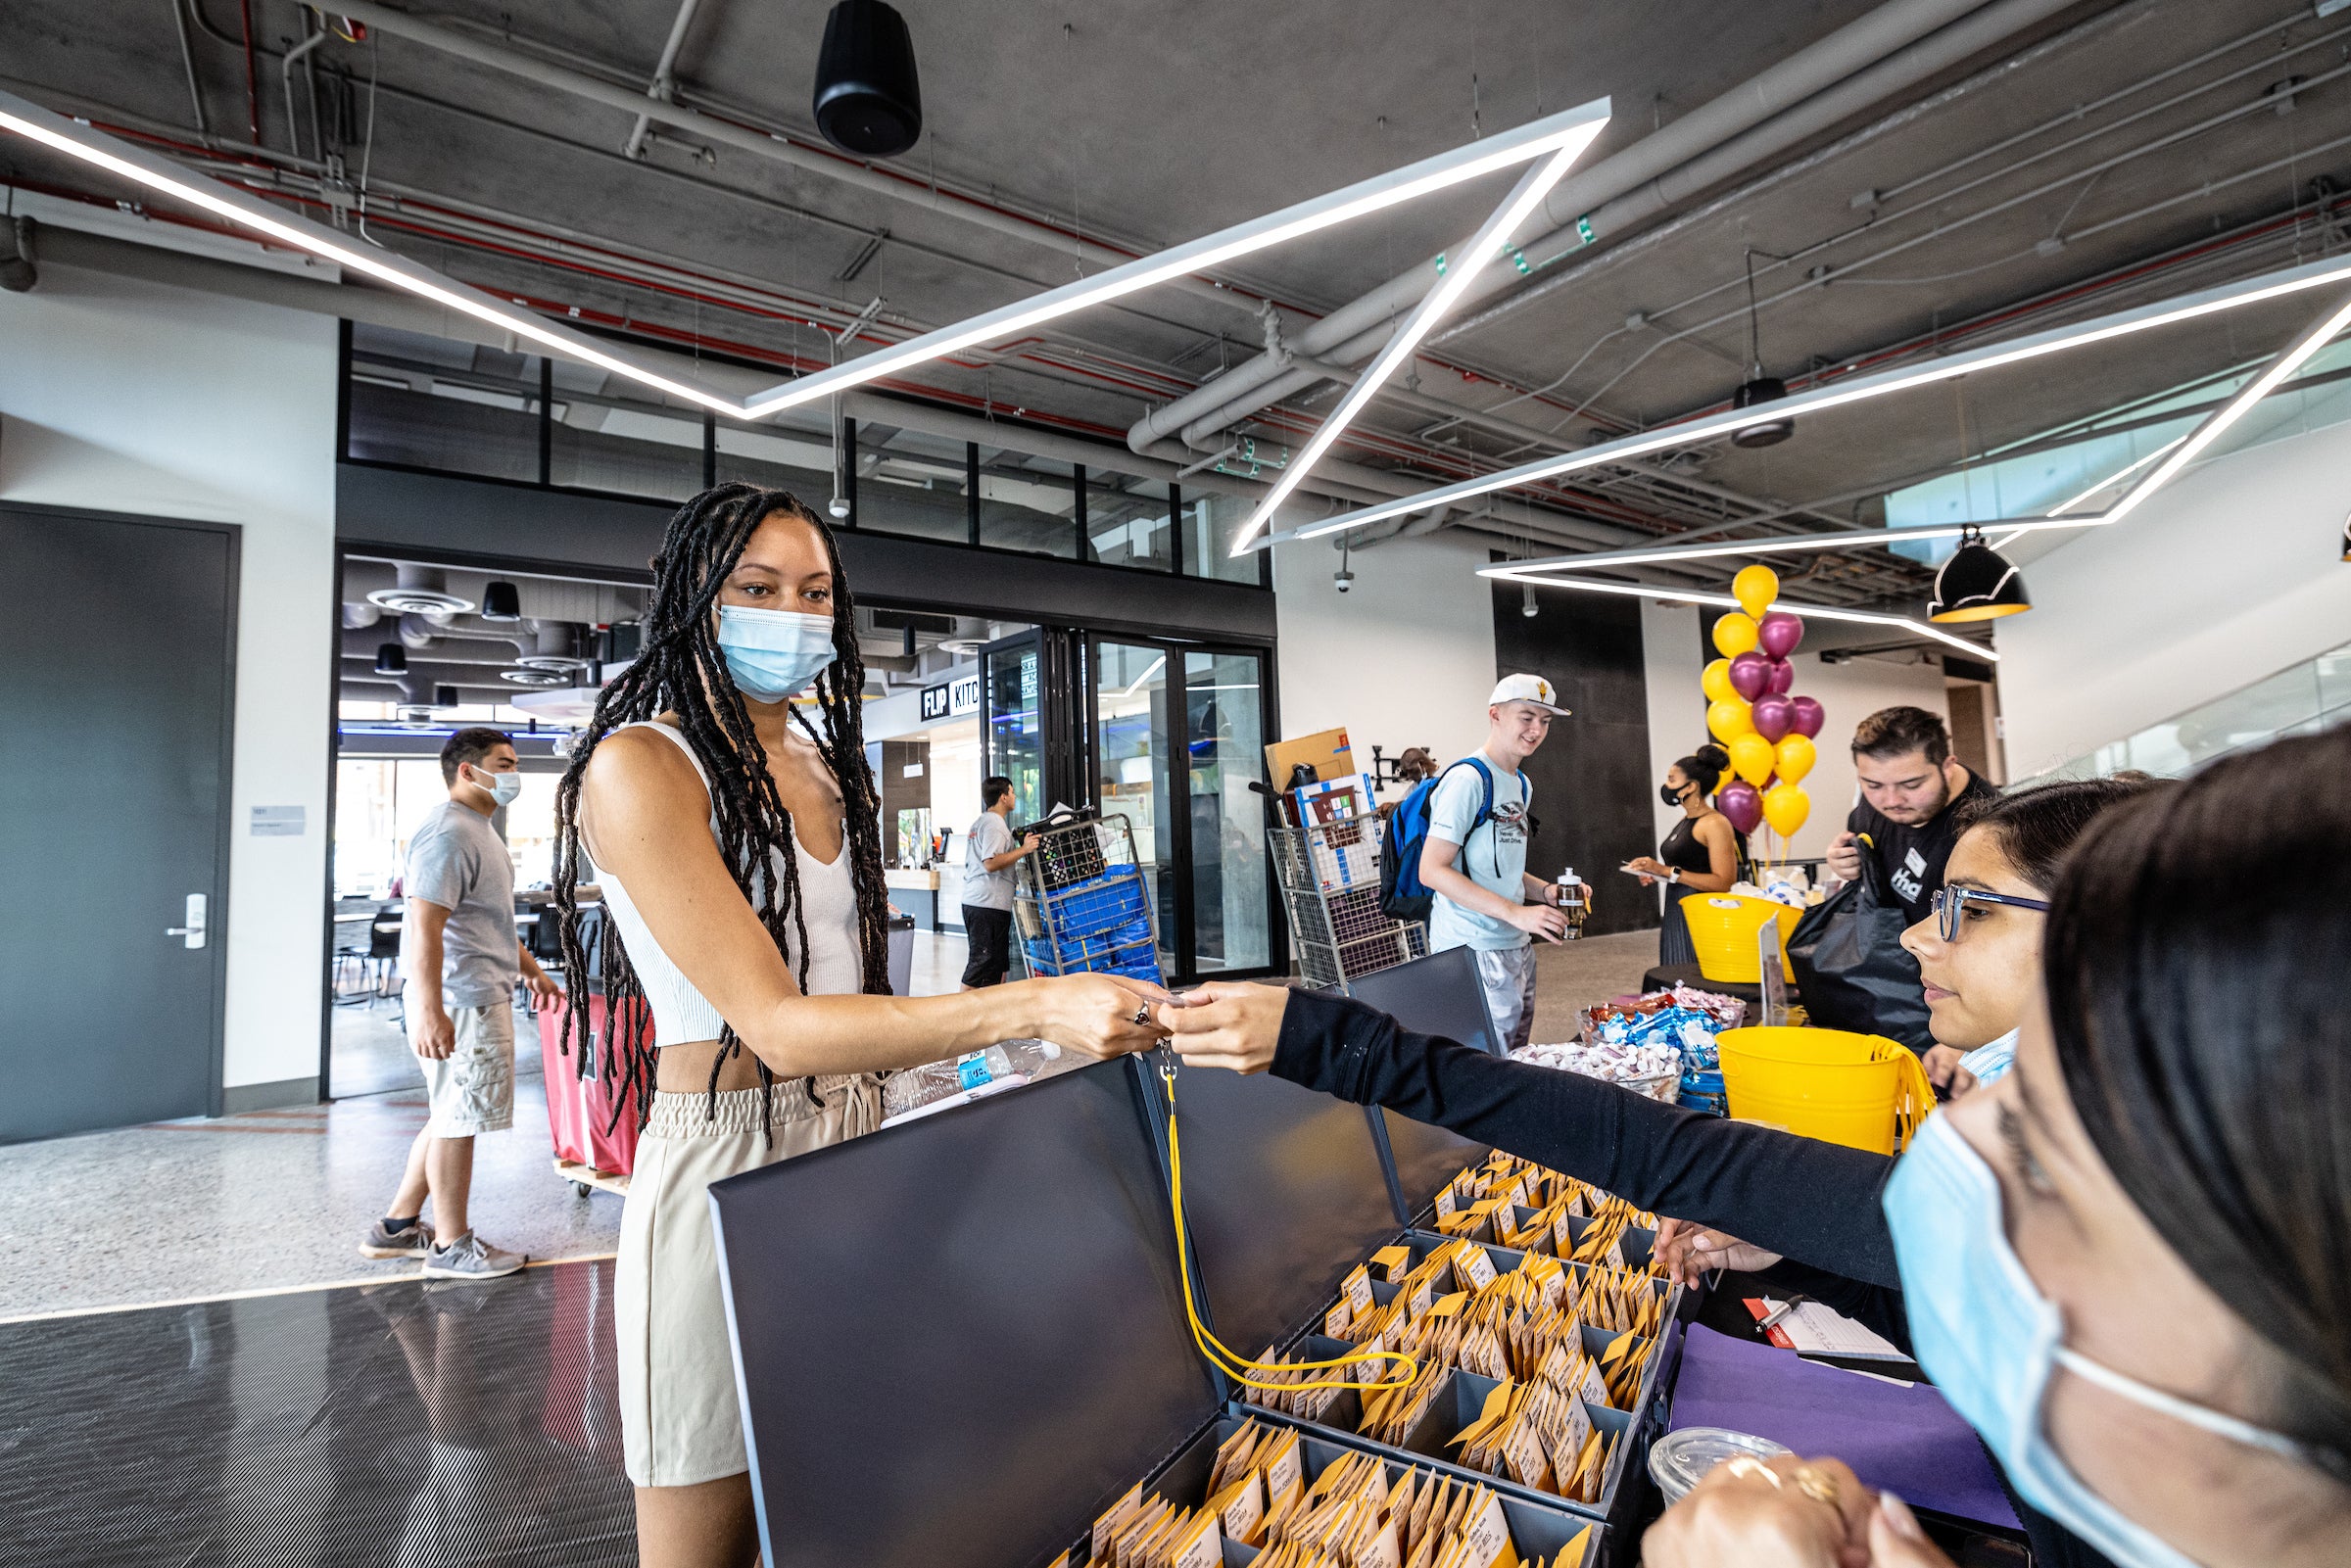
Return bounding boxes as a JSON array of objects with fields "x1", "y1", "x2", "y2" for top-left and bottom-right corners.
[
  {"x1": 959, "y1": 775, "x2": 1037, "y2": 988},
  {"x1": 361, "y1": 728, "x2": 557, "y2": 1280}
]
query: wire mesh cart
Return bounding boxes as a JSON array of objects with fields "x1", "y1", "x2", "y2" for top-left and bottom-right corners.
[
  {"x1": 1270, "y1": 812, "x2": 1428, "y2": 989},
  {"x1": 1012, "y1": 811, "x2": 1165, "y2": 984}
]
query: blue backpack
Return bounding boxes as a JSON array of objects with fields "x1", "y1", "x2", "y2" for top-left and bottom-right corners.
[{"x1": 1379, "y1": 757, "x2": 1495, "y2": 924}]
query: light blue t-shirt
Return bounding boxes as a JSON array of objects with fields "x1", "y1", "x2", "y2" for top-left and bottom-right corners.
[{"x1": 1425, "y1": 755, "x2": 1534, "y2": 953}]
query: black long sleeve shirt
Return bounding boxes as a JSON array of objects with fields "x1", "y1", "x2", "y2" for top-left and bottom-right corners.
[
  {"x1": 1273, "y1": 987, "x2": 1902, "y2": 1286},
  {"x1": 1271, "y1": 986, "x2": 2115, "y2": 1568}
]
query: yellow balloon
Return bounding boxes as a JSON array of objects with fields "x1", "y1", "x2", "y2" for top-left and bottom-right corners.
[
  {"x1": 1763, "y1": 784, "x2": 1811, "y2": 838},
  {"x1": 1774, "y1": 733, "x2": 1817, "y2": 785},
  {"x1": 1729, "y1": 734, "x2": 1775, "y2": 787},
  {"x1": 1733, "y1": 564, "x2": 1780, "y2": 620},
  {"x1": 1706, "y1": 697, "x2": 1754, "y2": 743},
  {"x1": 1712, "y1": 612, "x2": 1759, "y2": 658},
  {"x1": 1701, "y1": 658, "x2": 1737, "y2": 705}
]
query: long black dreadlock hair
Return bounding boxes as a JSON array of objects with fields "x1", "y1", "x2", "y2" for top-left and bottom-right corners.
[{"x1": 551, "y1": 484, "x2": 894, "y2": 1135}]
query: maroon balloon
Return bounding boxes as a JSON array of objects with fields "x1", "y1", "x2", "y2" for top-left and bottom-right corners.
[
  {"x1": 1727, "y1": 650, "x2": 1772, "y2": 701},
  {"x1": 1788, "y1": 695, "x2": 1826, "y2": 738},
  {"x1": 1757, "y1": 611, "x2": 1804, "y2": 659},
  {"x1": 1751, "y1": 693, "x2": 1795, "y2": 743},
  {"x1": 1716, "y1": 780, "x2": 1763, "y2": 835},
  {"x1": 1765, "y1": 657, "x2": 1795, "y2": 695}
]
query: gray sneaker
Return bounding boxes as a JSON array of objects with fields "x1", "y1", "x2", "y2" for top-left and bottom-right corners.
[
  {"x1": 358, "y1": 1216, "x2": 436, "y2": 1259},
  {"x1": 420, "y1": 1231, "x2": 527, "y2": 1280}
]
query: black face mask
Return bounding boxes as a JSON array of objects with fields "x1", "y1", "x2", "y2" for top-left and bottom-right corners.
[{"x1": 1660, "y1": 783, "x2": 1690, "y2": 808}]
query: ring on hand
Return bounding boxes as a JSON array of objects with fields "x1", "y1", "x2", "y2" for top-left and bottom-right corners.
[
  {"x1": 1791, "y1": 1464, "x2": 1841, "y2": 1508},
  {"x1": 1132, "y1": 1004, "x2": 1153, "y2": 1026},
  {"x1": 1724, "y1": 1457, "x2": 1782, "y2": 1488}
]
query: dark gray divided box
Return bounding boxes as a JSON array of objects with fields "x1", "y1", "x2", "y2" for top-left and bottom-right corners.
[{"x1": 711, "y1": 1053, "x2": 1609, "y2": 1567}]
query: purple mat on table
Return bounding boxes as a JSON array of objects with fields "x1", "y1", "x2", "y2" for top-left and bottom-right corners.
[{"x1": 1669, "y1": 1324, "x2": 2017, "y2": 1527}]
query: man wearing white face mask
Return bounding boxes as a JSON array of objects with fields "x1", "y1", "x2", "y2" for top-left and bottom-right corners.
[{"x1": 362, "y1": 728, "x2": 558, "y2": 1278}]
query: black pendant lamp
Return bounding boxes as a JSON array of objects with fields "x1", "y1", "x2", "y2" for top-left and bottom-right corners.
[
  {"x1": 480, "y1": 580, "x2": 522, "y2": 621},
  {"x1": 1930, "y1": 524, "x2": 2032, "y2": 622},
  {"x1": 433, "y1": 685, "x2": 461, "y2": 709},
  {"x1": 374, "y1": 642, "x2": 408, "y2": 675},
  {"x1": 812, "y1": 0, "x2": 923, "y2": 157},
  {"x1": 1730, "y1": 249, "x2": 1794, "y2": 448}
]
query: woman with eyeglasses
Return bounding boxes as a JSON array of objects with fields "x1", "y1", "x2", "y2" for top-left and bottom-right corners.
[{"x1": 1904, "y1": 782, "x2": 2135, "y2": 1096}]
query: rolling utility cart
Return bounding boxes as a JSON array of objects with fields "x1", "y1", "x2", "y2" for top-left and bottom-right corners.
[
  {"x1": 1012, "y1": 810, "x2": 1164, "y2": 984},
  {"x1": 1271, "y1": 812, "x2": 1428, "y2": 990}
]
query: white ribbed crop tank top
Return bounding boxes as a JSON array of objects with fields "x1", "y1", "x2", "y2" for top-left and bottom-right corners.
[{"x1": 595, "y1": 720, "x2": 863, "y2": 1047}]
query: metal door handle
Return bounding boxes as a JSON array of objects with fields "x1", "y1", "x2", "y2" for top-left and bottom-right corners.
[{"x1": 167, "y1": 893, "x2": 208, "y2": 949}]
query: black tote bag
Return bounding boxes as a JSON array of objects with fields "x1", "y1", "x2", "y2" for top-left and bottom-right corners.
[{"x1": 1786, "y1": 846, "x2": 1936, "y2": 1051}]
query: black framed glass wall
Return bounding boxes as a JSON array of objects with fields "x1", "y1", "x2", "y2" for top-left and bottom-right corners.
[{"x1": 341, "y1": 322, "x2": 1271, "y2": 589}]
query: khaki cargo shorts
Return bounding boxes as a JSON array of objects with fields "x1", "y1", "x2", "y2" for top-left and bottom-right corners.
[{"x1": 408, "y1": 1000, "x2": 516, "y2": 1136}]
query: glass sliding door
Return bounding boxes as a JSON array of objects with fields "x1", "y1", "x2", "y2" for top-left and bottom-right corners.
[
  {"x1": 1091, "y1": 641, "x2": 1176, "y2": 974},
  {"x1": 982, "y1": 632, "x2": 1044, "y2": 823},
  {"x1": 1183, "y1": 649, "x2": 1271, "y2": 973}
]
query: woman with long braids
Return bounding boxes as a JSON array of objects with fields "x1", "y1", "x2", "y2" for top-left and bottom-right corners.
[{"x1": 552, "y1": 485, "x2": 1165, "y2": 1567}]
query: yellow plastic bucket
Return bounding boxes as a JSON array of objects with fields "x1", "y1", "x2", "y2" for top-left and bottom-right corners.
[
  {"x1": 1716, "y1": 1025, "x2": 1938, "y2": 1155},
  {"x1": 1679, "y1": 892, "x2": 1800, "y2": 983}
]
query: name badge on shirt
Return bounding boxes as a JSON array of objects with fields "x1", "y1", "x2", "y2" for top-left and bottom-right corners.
[{"x1": 1904, "y1": 846, "x2": 1928, "y2": 878}]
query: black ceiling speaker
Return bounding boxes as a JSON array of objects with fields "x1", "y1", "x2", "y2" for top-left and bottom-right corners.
[
  {"x1": 1730, "y1": 375, "x2": 1793, "y2": 448},
  {"x1": 813, "y1": 0, "x2": 923, "y2": 158},
  {"x1": 1930, "y1": 524, "x2": 2032, "y2": 622},
  {"x1": 480, "y1": 580, "x2": 522, "y2": 621},
  {"x1": 433, "y1": 684, "x2": 461, "y2": 708},
  {"x1": 374, "y1": 642, "x2": 408, "y2": 675}
]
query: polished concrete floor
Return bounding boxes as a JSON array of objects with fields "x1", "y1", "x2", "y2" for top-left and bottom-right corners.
[{"x1": 0, "y1": 1259, "x2": 635, "y2": 1567}]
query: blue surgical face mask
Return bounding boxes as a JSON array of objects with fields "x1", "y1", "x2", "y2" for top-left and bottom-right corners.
[
  {"x1": 466, "y1": 765, "x2": 523, "y2": 807},
  {"x1": 1886, "y1": 1112, "x2": 2314, "y2": 1568},
  {"x1": 1956, "y1": 1026, "x2": 2019, "y2": 1087},
  {"x1": 716, "y1": 605, "x2": 837, "y2": 704}
]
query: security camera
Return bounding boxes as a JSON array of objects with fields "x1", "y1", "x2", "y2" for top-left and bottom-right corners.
[
  {"x1": 828, "y1": 496, "x2": 851, "y2": 519},
  {"x1": 1334, "y1": 568, "x2": 1355, "y2": 594}
]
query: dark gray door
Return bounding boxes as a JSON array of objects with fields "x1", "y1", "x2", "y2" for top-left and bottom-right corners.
[{"x1": 0, "y1": 504, "x2": 236, "y2": 1142}]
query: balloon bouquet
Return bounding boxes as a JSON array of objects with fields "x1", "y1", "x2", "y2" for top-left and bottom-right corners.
[{"x1": 1700, "y1": 565, "x2": 1822, "y2": 865}]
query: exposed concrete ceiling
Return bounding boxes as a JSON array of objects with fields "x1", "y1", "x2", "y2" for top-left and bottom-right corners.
[{"x1": 7, "y1": 0, "x2": 2349, "y2": 632}]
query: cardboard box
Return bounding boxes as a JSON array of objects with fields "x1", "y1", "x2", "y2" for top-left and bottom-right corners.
[{"x1": 1264, "y1": 727, "x2": 1355, "y2": 791}]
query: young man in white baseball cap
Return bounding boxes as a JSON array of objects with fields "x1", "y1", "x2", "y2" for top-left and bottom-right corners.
[{"x1": 1417, "y1": 674, "x2": 1579, "y2": 1052}]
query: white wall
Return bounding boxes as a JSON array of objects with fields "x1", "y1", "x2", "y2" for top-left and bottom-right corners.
[
  {"x1": 1640, "y1": 600, "x2": 1706, "y2": 850},
  {"x1": 1272, "y1": 530, "x2": 1499, "y2": 798},
  {"x1": 1774, "y1": 654, "x2": 1952, "y2": 862},
  {"x1": 0, "y1": 263, "x2": 339, "y2": 1098},
  {"x1": 1994, "y1": 414, "x2": 2351, "y2": 776}
]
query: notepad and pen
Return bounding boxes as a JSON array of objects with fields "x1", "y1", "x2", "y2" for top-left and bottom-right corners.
[{"x1": 1743, "y1": 1297, "x2": 1907, "y2": 1361}]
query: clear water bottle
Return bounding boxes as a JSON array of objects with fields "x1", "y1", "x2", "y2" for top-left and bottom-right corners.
[
  {"x1": 955, "y1": 1044, "x2": 1018, "y2": 1090},
  {"x1": 1556, "y1": 867, "x2": 1590, "y2": 938}
]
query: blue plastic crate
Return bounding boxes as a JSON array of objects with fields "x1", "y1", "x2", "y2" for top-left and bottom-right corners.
[{"x1": 1040, "y1": 871, "x2": 1151, "y2": 940}]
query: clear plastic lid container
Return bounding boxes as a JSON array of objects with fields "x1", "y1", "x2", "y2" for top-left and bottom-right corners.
[{"x1": 1647, "y1": 1426, "x2": 1793, "y2": 1506}]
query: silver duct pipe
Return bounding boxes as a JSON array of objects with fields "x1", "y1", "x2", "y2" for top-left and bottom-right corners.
[
  {"x1": 395, "y1": 611, "x2": 540, "y2": 656},
  {"x1": 318, "y1": 0, "x2": 1249, "y2": 315},
  {"x1": 622, "y1": 0, "x2": 705, "y2": 161},
  {"x1": 1128, "y1": 0, "x2": 2082, "y2": 456}
]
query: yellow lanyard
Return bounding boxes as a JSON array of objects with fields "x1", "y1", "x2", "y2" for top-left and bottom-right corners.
[{"x1": 1157, "y1": 1050, "x2": 1419, "y2": 1394}]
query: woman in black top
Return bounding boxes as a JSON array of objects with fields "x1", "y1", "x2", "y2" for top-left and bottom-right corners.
[
  {"x1": 1159, "y1": 732, "x2": 2351, "y2": 1568},
  {"x1": 1625, "y1": 743, "x2": 1746, "y2": 967}
]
